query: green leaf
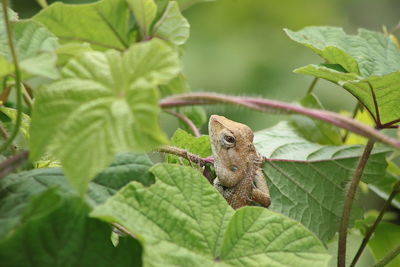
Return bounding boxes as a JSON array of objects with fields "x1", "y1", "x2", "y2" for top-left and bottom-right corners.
[
  {"x1": 0, "y1": 188, "x2": 142, "y2": 267},
  {"x1": 168, "y1": 128, "x2": 211, "y2": 164},
  {"x1": 290, "y1": 94, "x2": 342, "y2": 145},
  {"x1": 33, "y1": 0, "x2": 132, "y2": 51},
  {"x1": 127, "y1": 0, "x2": 157, "y2": 38},
  {"x1": 287, "y1": 27, "x2": 400, "y2": 126},
  {"x1": 0, "y1": 9, "x2": 59, "y2": 79},
  {"x1": 153, "y1": 1, "x2": 190, "y2": 45},
  {"x1": 285, "y1": 27, "x2": 400, "y2": 76},
  {"x1": 369, "y1": 223, "x2": 400, "y2": 267},
  {"x1": 0, "y1": 153, "x2": 153, "y2": 229},
  {"x1": 30, "y1": 38, "x2": 179, "y2": 194},
  {"x1": 254, "y1": 121, "x2": 388, "y2": 242},
  {"x1": 91, "y1": 163, "x2": 331, "y2": 266},
  {"x1": 296, "y1": 64, "x2": 400, "y2": 126}
]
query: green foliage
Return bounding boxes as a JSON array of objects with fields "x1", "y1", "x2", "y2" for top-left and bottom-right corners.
[
  {"x1": 0, "y1": 7, "x2": 59, "y2": 79},
  {"x1": 153, "y1": 1, "x2": 190, "y2": 45},
  {"x1": 30, "y1": 39, "x2": 178, "y2": 194},
  {"x1": 92, "y1": 164, "x2": 331, "y2": 266},
  {"x1": 1, "y1": 1, "x2": 399, "y2": 266},
  {"x1": 286, "y1": 26, "x2": 400, "y2": 126},
  {"x1": 0, "y1": 188, "x2": 142, "y2": 267},
  {"x1": 255, "y1": 121, "x2": 388, "y2": 242},
  {"x1": 33, "y1": 0, "x2": 133, "y2": 50}
]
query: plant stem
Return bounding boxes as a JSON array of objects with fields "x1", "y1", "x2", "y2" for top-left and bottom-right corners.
[
  {"x1": 164, "y1": 110, "x2": 201, "y2": 137},
  {"x1": 21, "y1": 83, "x2": 33, "y2": 108},
  {"x1": 307, "y1": 77, "x2": 319, "y2": 94},
  {"x1": 0, "y1": 123, "x2": 16, "y2": 153},
  {"x1": 337, "y1": 139, "x2": 375, "y2": 267},
  {"x1": 160, "y1": 93, "x2": 400, "y2": 150},
  {"x1": 373, "y1": 244, "x2": 400, "y2": 267},
  {"x1": 0, "y1": 150, "x2": 29, "y2": 179},
  {"x1": 351, "y1": 180, "x2": 400, "y2": 267},
  {"x1": 157, "y1": 145, "x2": 213, "y2": 166},
  {"x1": 0, "y1": 0, "x2": 23, "y2": 154}
]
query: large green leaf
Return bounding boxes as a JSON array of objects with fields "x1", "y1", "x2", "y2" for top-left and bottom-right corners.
[
  {"x1": 91, "y1": 163, "x2": 331, "y2": 266},
  {"x1": 286, "y1": 27, "x2": 400, "y2": 126},
  {"x1": 0, "y1": 188, "x2": 142, "y2": 267},
  {"x1": 254, "y1": 121, "x2": 388, "y2": 242},
  {"x1": 33, "y1": 0, "x2": 132, "y2": 51},
  {"x1": 153, "y1": 1, "x2": 190, "y2": 45},
  {"x1": 0, "y1": 8, "x2": 59, "y2": 79},
  {"x1": 30, "y1": 38, "x2": 179, "y2": 194}
]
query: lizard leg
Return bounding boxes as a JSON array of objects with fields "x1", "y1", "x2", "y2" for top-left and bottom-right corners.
[{"x1": 251, "y1": 170, "x2": 271, "y2": 208}]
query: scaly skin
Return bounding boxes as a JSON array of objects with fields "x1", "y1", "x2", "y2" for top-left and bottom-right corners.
[{"x1": 209, "y1": 115, "x2": 270, "y2": 209}]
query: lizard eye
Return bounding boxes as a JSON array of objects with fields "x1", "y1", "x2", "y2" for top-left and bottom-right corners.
[{"x1": 222, "y1": 134, "x2": 236, "y2": 147}]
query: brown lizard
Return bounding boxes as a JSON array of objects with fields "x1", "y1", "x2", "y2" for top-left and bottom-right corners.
[{"x1": 209, "y1": 115, "x2": 271, "y2": 209}]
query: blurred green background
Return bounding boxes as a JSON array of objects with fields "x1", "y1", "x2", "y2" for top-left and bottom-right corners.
[{"x1": 11, "y1": 0, "x2": 400, "y2": 131}]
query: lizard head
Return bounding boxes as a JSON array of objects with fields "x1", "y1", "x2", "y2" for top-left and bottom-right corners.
[
  {"x1": 209, "y1": 115, "x2": 254, "y2": 150},
  {"x1": 209, "y1": 115, "x2": 256, "y2": 187}
]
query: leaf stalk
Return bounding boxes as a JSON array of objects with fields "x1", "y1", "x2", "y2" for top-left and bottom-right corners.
[
  {"x1": 0, "y1": 0, "x2": 23, "y2": 153},
  {"x1": 337, "y1": 139, "x2": 375, "y2": 267}
]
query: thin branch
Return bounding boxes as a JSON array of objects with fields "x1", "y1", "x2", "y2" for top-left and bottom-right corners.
[
  {"x1": 0, "y1": 1, "x2": 23, "y2": 153},
  {"x1": 337, "y1": 139, "x2": 375, "y2": 267},
  {"x1": 164, "y1": 110, "x2": 201, "y2": 137},
  {"x1": 0, "y1": 123, "x2": 16, "y2": 153},
  {"x1": 373, "y1": 244, "x2": 400, "y2": 267},
  {"x1": 112, "y1": 223, "x2": 136, "y2": 239},
  {"x1": 380, "y1": 118, "x2": 400, "y2": 128},
  {"x1": 160, "y1": 93, "x2": 400, "y2": 150},
  {"x1": 351, "y1": 180, "x2": 400, "y2": 267},
  {"x1": 307, "y1": 77, "x2": 319, "y2": 94},
  {"x1": 157, "y1": 145, "x2": 214, "y2": 166},
  {"x1": 0, "y1": 150, "x2": 29, "y2": 179},
  {"x1": 21, "y1": 83, "x2": 33, "y2": 108}
]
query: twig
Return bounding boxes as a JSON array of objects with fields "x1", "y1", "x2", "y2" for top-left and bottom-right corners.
[
  {"x1": 0, "y1": 123, "x2": 16, "y2": 153},
  {"x1": 21, "y1": 83, "x2": 33, "y2": 108},
  {"x1": 0, "y1": 150, "x2": 29, "y2": 179},
  {"x1": 373, "y1": 244, "x2": 400, "y2": 267},
  {"x1": 164, "y1": 110, "x2": 201, "y2": 137},
  {"x1": 337, "y1": 139, "x2": 375, "y2": 267},
  {"x1": 351, "y1": 180, "x2": 400, "y2": 267},
  {"x1": 307, "y1": 77, "x2": 319, "y2": 94},
  {"x1": 157, "y1": 145, "x2": 214, "y2": 166},
  {"x1": 112, "y1": 223, "x2": 136, "y2": 239},
  {"x1": 160, "y1": 93, "x2": 400, "y2": 150},
  {"x1": 0, "y1": 0, "x2": 23, "y2": 153}
]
